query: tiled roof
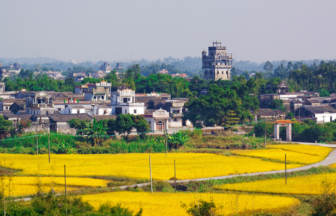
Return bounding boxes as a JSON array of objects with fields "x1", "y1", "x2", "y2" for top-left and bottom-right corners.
[
  {"x1": 302, "y1": 105, "x2": 336, "y2": 114},
  {"x1": 48, "y1": 113, "x2": 93, "y2": 122},
  {"x1": 92, "y1": 115, "x2": 116, "y2": 121}
]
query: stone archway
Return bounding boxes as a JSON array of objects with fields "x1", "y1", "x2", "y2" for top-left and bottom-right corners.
[{"x1": 272, "y1": 120, "x2": 293, "y2": 141}]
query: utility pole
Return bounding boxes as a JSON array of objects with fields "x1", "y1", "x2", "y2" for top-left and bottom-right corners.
[
  {"x1": 149, "y1": 155, "x2": 153, "y2": 193},
  {"x1": 264, "y1": 119, "x2": 267, "y2": 148},
  {"x1": 36, "y1": 136, "x2": 38, "y2": 155},
  {"x1": 174, "y1": 160, "x2": 176, "y2": 193},
  {"x1": 285, "y1": 154, "x2": 287, "y2": 185},
  {"x1": 165, "y1": 129, "x2": 168, "y2": 156},
  {"x1": 48, "y1": 134, "x2": 50, "y2": 163},
  {"x1": 64, "y1": 165, "x2": 67, "y2": 216}
]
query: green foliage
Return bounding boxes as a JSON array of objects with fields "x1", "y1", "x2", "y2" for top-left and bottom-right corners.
[
  {"x1": 0, "y1": 190, "x2": 142, "y2": 215},
  {"x1": 134, "y1": 73, "x2": 192, "y2": 98},
  {"x1": 83, "y1": 118, "x2": 108, "y2": 146},
  {"x1": 3, "y1": 74, "x2": 74, "y2": 92},
  {"x1": 167, "y1": 131, "x2": 189, "y2": 149},
  {"x1": 318, "y1": 89, "x2": 330, "y2": 97},
  {"x1": 263, "y1": 61, "x2": 274, "y2": 73},
  {"x1": 181, "y1": 199, "x2": 223, "y2": 216},
  {"x1": 224, "y1": 110, "x2": 240, "y2": 127},
  {"x1": 185, "y1": 81, "x2": 259, "y2": 127},
  {"x1": 253, "y1": 121, "x2": 274, "y2": 138},
  {"x1": 0, "y1": 115, "x2": 12, "y2": 138},
  {"x1": 268, "y1": 99, "x2": 286, "y2": 112},
  {"x1": 98, "y1": 203, "x2": 143, "y2": 216},
  {"x1": 115, "y1": 114, "x2": 134, "y2": 137}
]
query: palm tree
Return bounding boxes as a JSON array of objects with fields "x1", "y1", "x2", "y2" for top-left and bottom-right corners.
[{"x1": 83, "y1": 118, "x2": 107, "y2": 146}]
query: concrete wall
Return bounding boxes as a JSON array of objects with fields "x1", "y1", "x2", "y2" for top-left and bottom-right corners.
[
  {"x1": 315, "y1": 113, "x2": 336, "y2": 123},
  {"x1": 169, "y1": 117, "x2": 183, "y2": 127}
]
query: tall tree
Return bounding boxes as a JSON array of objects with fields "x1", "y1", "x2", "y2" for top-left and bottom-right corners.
[{"x1": 263, "y1": 61, "x2": 274, "y2": 73}]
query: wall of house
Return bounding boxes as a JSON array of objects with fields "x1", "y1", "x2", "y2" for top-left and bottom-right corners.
[
  {"x1": 85, "y1": 93, "x2": 93, "y2": 101},
  {"x1": 24, "y1": 122, "x2": 50, "y2": 133},
  {"x1": 145, "y1": 117, "x2": 156, "y2": 131},
  {"x1": 121, "y1": 105, "x2": 145, "y2": 115},
  {"x1": 169, "y1": 117, "x2": 183, "y2": 127},
  {"x1": 55, "y1": 122, "x2": 77, "y2": 134},
  {"x1": 315, "y1": 113, "x2": 336, "y2": 123}
]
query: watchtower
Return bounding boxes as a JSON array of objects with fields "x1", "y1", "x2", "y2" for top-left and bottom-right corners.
[{"x1": 202, "y1": 41, "x2": 233, "y2": 81}]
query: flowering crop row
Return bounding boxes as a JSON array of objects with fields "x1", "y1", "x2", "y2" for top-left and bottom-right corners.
[
  {"x1": 0, "y1": 153, "x2": 301, "y2": 180},
  {"x1": 214, "y1": 172, "x2": 336, "y2": 195},
  {"x1": 232, "y1": 144, "x2": 332, "y2": 165},
  {"x1": 81, "y1": 191, "x2": 300, "y2": 216},
  {"x1": 0, "y1": 176, "x2": 109, "y2": 197}
]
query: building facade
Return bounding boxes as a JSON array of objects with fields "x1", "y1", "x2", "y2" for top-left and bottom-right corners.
[{"x1": 202, "y1": 41, "x2": 232, "y2": 81}]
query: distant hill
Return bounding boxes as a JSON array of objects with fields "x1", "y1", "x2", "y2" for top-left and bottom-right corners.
[{"x1": 0, "y1": 57, "x2": 61, "y2": 65}]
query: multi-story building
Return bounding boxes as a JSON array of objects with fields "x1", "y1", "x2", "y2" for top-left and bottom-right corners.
[
  {"x1": 111, "y1": 84, "x2": 145, "y2": 115},
  {"x1": 79, "y1": 81, "x2": 111, "y2": 101},
  {"x1": 202, "y1": 41, "x2": 233, "y2": 81},
  {"x1": 99, "y1": 62, "x2": 112, "y2": 74}
]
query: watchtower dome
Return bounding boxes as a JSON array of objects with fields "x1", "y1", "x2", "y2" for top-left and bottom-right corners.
[{"x1": 202, "y1": 41, "x2": 233, "y2": 81}]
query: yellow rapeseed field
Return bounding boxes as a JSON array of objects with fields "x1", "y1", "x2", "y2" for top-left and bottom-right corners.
[
  {"x1": 232, "y1": 144, "x2": 332, "y2": 165},
  {"x1": 81, "y1": 191, "x2": 300, "y2": 216},
  {"x1": 268, "y1": 144, "x2": 333, "y2": 156},
  {"x1": 0, "y1": 153, "x2": 301, "y2": 180},
  {"x1": 215, "y1": 172, "x2": 336, "y2": 195},
  {"x1": 3, "y1": 185, "x2": 77, "y2": 197},
  {"x1": 0, "y1": 176, "x2": 109, "y2": 197}
]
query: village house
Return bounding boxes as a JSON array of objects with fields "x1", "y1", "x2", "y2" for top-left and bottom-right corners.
[
  {"x1": 296, "y1": 105, "x2": 336, "y2": 123},
  {"x1": 111, "y1": 84, "x2": 145, "y2": 115},
  {"x1": 48, "y1": 113, "x2": 93, "y2": 134},
  {"x1": 91, "y1": 105, "x2": 112, "y2": 115},
  {"x1": 254, "y1": 109, "x2": 286, "y2": 121},
  {"x1": 143, "y1": 108, "x2": 170, "y2": 131},
  {"x1": 0, "y1": 99, "x2": 26, "y2": 112},
  {"x1": 75, "y1": 81, "x2": 111, "y2": 102},
  {"x1": 61, "y1": 105, "x2": 86, "y2": 114}
]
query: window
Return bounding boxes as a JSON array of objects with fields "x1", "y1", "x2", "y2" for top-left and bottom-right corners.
[
  {"x1": 6, "y1": 107, "x2": 8, "y2": 110},
  {"x1": 128, "y1": 98, "x2": 130, "y2": 101},
  {"x1": 174, "y1": 118, "x2": 177, "y2": 121},
  {"x1": 58, "y1": 108, "x2": 61, "y2": 111},
  {"x1": 123, "y1": 98, "x2": 128, "y2": 103},
  {"x1": 125, "y1": 109, "x2": 127, "y2": 114},
  {"x1": 77, "y1": 111, "x2": 80, "y2": 114},
  {"x1": 148, "y1": 121, "x2": 151, "y2": 125},
  {"x1": 331, "y1": 116, "x2": 333, "y2": 122},
  {"x1": 46, "y1": 111, "x2": 48, "y2": 115},
  {"x1": 94, "y1": 96, "x2": 96, "y2": 99},
  {"x1": 222, "y1": 71, "x2": 223, "y2": 74},
  {"x1": 134, "y1": 109, "x2": 137, "y2": 114}
]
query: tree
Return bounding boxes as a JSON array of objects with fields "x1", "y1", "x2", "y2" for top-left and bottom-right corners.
[
  {"x1": 107, "y1": 118, "x2": 116, "y2": 135},
  {"x1": 68, "y1": 119, "x2": 90, "y2": 135},
  {"x1": 115, "y1": 114, "x2": 134, "y2": 137},
  {"x1": 318, "y1": 89, "x2": 330, "y2": 97},
  {"x1": 0, "y1": 115, "x2": 12, "y2": 138},
  {"x1": 263, "y1": 61, "x2": 274, "y2": 73},
  {"x1": 83, "y1": 118, "x2": 107, "y2": 146},
  {"x1": 268, "y1": 99, "x2": 286, "y2": 112},
  {"x1": 224, "y1": 110, "x2": 240, "y2": 127},
  {"x1": 242, "y1": 71, "x2": 250, "y2": 80},
  {"x1": 132, "y1": 115, "x2": 149, "y2": 138},
  {"x1": 184, "y1": 82, "x2": 259, "y2": 127}
]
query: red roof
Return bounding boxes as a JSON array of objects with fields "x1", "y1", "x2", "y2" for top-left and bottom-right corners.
[{"x1": 271, "y1": 120, "x2": 294, "y2": 124}]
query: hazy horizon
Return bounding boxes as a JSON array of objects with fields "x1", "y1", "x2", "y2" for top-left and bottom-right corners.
[{"x1": 1, "y1": 0, "x2": 335, "y2": 63}]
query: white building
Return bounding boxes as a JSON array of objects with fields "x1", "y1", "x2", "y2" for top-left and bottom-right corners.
[
  {"x1": 297, "y1": 105, "x2": 336, "y2": 123},
  {"x1": 143, "y1": 108, "x2": 170, "y2": 131},
  {"x1": 92, "y1": 105, "x2": 112, "y2": 115},
  {"x1": 61, "y1": 105, "x2": 85, "y2": 114},
  {"x1": 111, "y1": 84, "x2": 145, "y2": 115}
]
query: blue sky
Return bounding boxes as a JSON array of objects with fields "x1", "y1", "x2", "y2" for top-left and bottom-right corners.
[{"x1": 1, "y1": 0, "x2": 335, "y2": 63}]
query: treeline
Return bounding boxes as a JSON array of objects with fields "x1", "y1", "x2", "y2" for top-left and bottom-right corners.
[
  {"x1": 0, "y1": 190, "x2": 143, "y2": 216},
  {"x1": 254, "y1": 118, "x2": 336, "y2": 143}
]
